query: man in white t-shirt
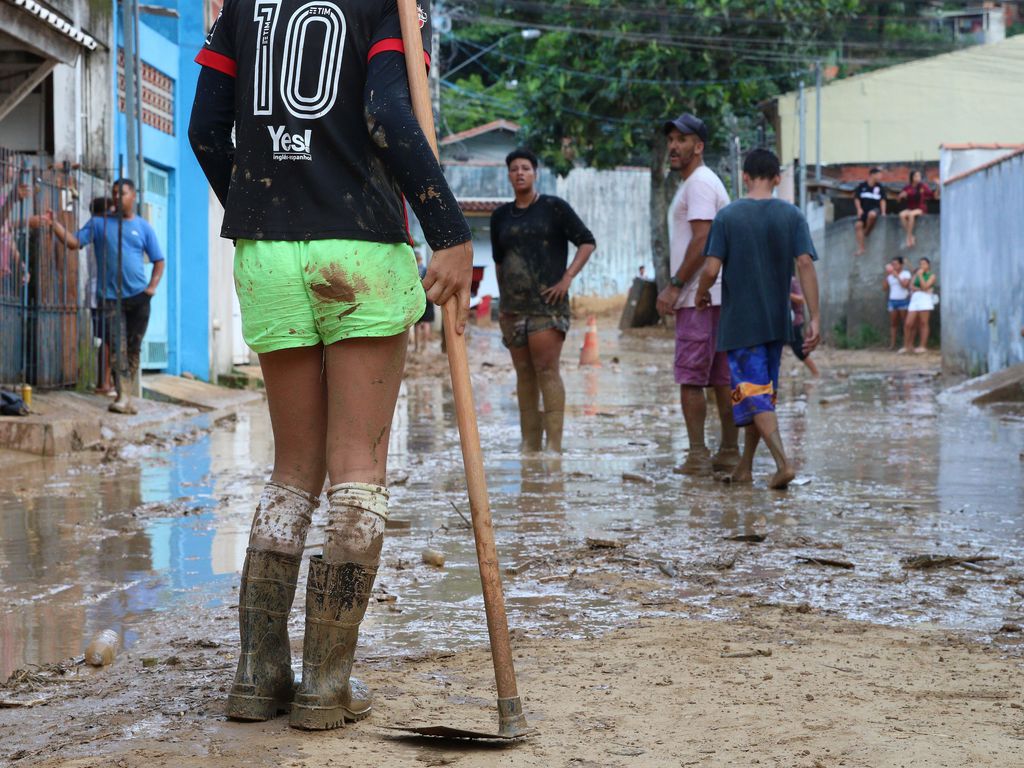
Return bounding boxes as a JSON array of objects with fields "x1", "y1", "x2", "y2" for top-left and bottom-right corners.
[
  {"x1": 655, "y1": 113, "x2": 738, "y2": 476},
  {"x1": 884, "y1": 256, "x2": 912, "y2": 349}
]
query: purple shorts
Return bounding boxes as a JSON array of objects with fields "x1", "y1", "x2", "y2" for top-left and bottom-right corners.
[{"x1": 674, "y1": 306, "x2": 730, "y2": 387}]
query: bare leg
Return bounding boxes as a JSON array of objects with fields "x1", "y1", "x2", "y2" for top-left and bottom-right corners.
[
  {"x1": 528, "y1": 328, "x2": 566, "y2": 453},
  {"x1": 681, "y1": 385, "x2": 708, "y2": 452},
  {"x1": 863, "y1": 210, "x2": 879, "y2": 238},
  {"x1": 727, "y1": 425, "x2": 758, "y2": 484},
  {"x1": 907, "y1": 210, "x2": 920, "y2": 247},
  {"x1": 889, "y1": 310, "x2": 900, "y2": 349},
  {"x1": 510, "y1": 344, "x2": 542, "y2": 451},
  {"x1": 854, "y1": 221, "x2": 865, "y2": 255},
  {"x1": 897, "y1": 310, "x2": 908, "y2": 348},
  {"x1": 713, "y1": 385, "x2": 739, "y2": 451},
  {"x1": 803, "y1": 355, "x2": 820, "y2": 377},
  {"x1": 899, "y1": 210, "x2": 912, "y2": 247},
  {"x1": 752, "y1": 411, "x2": 795, "y2": 489},
  {"x1": 903, "y1": 312, "x2": 917, "y2": 352},
  {"x1": 323, "y1": 333, "x2": 407, "y2": 488},
  {"x1": 259, "y1": 345, "x2": 328, "y2": 495},
  {"x1": 916, "y1": 310, "x2": 931, "y2": 352}
]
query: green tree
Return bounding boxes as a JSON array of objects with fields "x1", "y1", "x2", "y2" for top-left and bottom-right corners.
[{"x1": 447, "y1": 0, "x2": 862, "y2": 286}]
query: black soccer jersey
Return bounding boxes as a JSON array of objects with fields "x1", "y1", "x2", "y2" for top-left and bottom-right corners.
[{"x1": 197, "y1": 0, "x2": 434, "y2": 243}]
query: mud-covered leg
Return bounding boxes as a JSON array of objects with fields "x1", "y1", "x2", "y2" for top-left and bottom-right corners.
[{"x1": 289, "y1": 333, "x2": 406, "y2": 730}]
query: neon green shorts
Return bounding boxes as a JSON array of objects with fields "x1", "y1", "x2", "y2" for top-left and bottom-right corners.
[{"x1": 234, "y1": 239, "x2": 426, "y2": 354}]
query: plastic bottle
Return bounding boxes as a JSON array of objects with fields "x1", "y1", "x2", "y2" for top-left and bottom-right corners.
[{"x1": 85, "y1": 629, "x2": 119, "y2": 667}]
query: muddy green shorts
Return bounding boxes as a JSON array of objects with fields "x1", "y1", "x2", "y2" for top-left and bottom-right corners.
[
  {"x1": 234, "y1": 239, "x2": 426, "y2": 354},
  {"x1": 498, "y1": 312, "x2": 570, "y2": 349}
]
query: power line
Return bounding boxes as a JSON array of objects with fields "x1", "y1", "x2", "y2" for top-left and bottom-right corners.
[{"x1": 448, "y1": 35, "x2": 805, "y2": 87}]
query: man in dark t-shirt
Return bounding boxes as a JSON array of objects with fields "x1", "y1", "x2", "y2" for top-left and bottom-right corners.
[
  {"x1": 491, "y1": 148, "x2": 596, "y2": 453},
  {"x1": 697, "y1": 149, "x2": 820, "y2": 490},
  {"x1": 189, "y1": 0, "x2": 472, "y2": 731},
  {"x1": 853, "y1": 167, "x2": 886, "y2": 256}
]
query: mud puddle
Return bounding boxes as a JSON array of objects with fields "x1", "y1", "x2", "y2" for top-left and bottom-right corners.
[{"x1": 2, "y1": 329, "x2": 1024, "y2": 682}]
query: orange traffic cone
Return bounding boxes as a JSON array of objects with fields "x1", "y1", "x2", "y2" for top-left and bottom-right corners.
[{"x1": 579, "y1": 315, "x2": 601, "y2": 367}]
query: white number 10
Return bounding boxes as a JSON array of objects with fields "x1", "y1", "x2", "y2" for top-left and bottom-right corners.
[{"x1": 252, "y1": 0, "x2": 347, "y2": 119}]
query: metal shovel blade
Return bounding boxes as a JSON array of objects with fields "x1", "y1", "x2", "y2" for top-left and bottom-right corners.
[{"x1": 388, "y1": 696, "x2": 534, "y2": 741}]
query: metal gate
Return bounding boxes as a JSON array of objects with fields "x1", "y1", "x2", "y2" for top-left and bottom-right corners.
[{"x1": 1, "y1": 148, "x2": 109, "y2": 390}]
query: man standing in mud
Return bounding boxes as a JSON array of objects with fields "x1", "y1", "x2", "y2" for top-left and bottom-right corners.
[
  {"x1": 491, "y1": 148, "x2": 596, "y2": 453},
  {"x1": 696, "y1": 148, "x2": 820, "y2": 490},
  {"x1": 42, "y1": 179, "x2": 164, "y2": 415},
  {"x1": 655, "y1": 113, "x2": 738, "y2": 476},
  {"x1": 188, "y1": 0, "x2": 472, "y2": 730}
]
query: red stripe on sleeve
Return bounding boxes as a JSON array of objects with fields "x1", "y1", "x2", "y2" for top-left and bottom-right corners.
[
  {"x1": 195, "y1": 49, "x2": 238, "y2": 78},
  {"x1": 367, "y1": 38, "x2": 431, "y2": 69}
]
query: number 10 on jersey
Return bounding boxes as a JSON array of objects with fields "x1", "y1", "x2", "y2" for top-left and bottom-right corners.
[{"x1": 252, "y1": 0, "x2": 347, "y2": 119}]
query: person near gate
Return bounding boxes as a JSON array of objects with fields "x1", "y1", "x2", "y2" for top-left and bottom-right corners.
[{"x1": 41, "y1": 178, "x2": 164, "y2": 414}]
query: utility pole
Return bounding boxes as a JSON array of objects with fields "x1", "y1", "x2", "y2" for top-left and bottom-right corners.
[
  {"x1": 815, "y1": 60, "x2": 823, "y2": 183},
  {"x1": 133, "y1": 0, "x2": 144, "y2": 205},
  {"x1": 120, "y1": 0, "x2": 138, "y2": 185},
  {"x1": 798, "y1": 78, "x2": 807, "y2": 214}
]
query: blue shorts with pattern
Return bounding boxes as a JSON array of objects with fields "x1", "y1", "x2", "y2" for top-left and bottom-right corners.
[{"x1": 727, "y1": 342, "x2": 784, "y2": 427}]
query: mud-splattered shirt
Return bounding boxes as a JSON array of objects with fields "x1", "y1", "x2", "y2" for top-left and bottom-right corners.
[
  {"x1": 192, "y1": 0, "x2": 470, "y2": 249},
  {"x1": 490, "y1": 195, "x2": 595, "y2": 317}
]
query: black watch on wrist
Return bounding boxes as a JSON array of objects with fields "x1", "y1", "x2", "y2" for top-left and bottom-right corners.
[{"x1": 670, "y1": 276, "x2": 685, "y2": 288}]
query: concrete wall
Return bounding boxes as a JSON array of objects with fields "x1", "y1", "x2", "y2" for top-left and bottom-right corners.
[
  {"x1": 443, "y1": 164, "x2": 651, "y2": 298},
  {"x1": 819, "y1": 215, "x2": 941, "y2": 345},
  {"x1": 941, "y1": 150, "x2": 1024, "y2": 375}
]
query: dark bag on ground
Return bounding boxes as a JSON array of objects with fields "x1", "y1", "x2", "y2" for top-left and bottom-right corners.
[{"x1": 1, "y1": 390, "x2": 30, "y2": 416}]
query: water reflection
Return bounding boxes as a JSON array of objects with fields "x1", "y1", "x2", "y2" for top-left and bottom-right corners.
[{"x1": 2, "y1": 330, "x2": 1023, "y2": 678}]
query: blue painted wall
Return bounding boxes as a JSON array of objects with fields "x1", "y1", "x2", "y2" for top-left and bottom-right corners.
[{"x1": 112, "y1": 0, "x2": 210, "y2": 380}]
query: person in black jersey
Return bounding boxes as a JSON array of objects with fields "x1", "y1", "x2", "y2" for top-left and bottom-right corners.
[
  {"x1": 490, "y1": 148, "x2": 596, "y2": 453},
  {"x1": 188, "y1": 0, "x2": 472, "y2": 731},
  {"x1": 853, "y1": 167, "x2": 886, "y2": 256}
]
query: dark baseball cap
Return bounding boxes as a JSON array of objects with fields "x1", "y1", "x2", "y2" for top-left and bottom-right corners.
[{"x1": 663, "y1": 113, "x2": 708, "y2": 143}]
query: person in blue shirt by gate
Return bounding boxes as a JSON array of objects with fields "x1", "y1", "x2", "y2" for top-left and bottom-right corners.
[{"x1": 42, "y1": 178, "x2": 164, "y2": 414}]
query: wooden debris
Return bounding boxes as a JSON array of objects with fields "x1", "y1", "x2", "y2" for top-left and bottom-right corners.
[
  {"x1": 448, "y1": 500, "x2": 473, "y2": 530},
  {"x1": 622, "y1": 471, "x2": 655, "y2": 484},
  {"x1": 720, "y1": 649, "x2": 773, "y2": 659},
  {"x1": 0, "y1": 696, "x2": 52, "y2": 708},
  {"x1": 797, "y1": 556, "x2": 856, "y2": 570},
  {"x1": 385, "y1": 518, "x2": 412, "y2": 531},
  {"x1": 902, "y1": 554, "x2": 999, "y2": 570},
  {"x1": 586, "y1": 537, "x2": 624, "y2": 550},
  {"x1": 725, "y1": 533, "x2": 766, "y2": 543},
  {"x1": 505, "y1": 558, "x2": 543, "y2": 576}
]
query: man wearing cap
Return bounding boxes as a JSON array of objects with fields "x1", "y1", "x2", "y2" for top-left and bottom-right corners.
[
  {"x1": 655, "y1": 113, "x2": 738, "y2": 476},
  {"x1": 853, "y1": 167, "x2": 886, "y2": 256}
]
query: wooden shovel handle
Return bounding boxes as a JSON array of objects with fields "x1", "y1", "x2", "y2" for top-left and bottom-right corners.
[{"x1": 397, "y1": 0, "x2": 520, "y2": 703}]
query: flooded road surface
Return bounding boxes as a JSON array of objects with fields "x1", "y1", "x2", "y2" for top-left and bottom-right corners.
[{"x1": 2, "y1": 327, "x2": 1023, "y2": 679}]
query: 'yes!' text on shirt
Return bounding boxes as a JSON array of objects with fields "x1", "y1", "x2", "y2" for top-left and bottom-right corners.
[{"x1": 268, "y1": 125, "x2": 312, "y2": 162}]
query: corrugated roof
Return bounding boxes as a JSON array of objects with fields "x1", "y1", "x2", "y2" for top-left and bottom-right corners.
[{"x1": 440, "y1": 120, "x2": 521, "y2": 147}]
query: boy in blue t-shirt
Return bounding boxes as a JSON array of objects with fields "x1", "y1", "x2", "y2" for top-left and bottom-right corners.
[
  {"x1": 696, "y1": 149, "x2": 821, "y2": 490},
  {"x1": 44, "y1": 179, "x2": 164, "y2": 414}
]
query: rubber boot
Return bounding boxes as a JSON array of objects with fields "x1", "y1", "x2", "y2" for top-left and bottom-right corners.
[
  {"x1": 226, "y1": 548, "x2": 302, "y2": 721},
  {"x1": 108, "y1": 368, "x2": 138, "y2": 415},
  {"x1": 290, "y1": 555, "x2": 377, "y2": 730}
]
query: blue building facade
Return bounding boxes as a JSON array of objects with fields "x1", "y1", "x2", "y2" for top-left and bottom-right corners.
[{"x1": 112, "y1": 0, "x2": 210, "y2": 380}]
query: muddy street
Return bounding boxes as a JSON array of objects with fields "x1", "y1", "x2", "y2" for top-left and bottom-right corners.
[{"x1": 2, "y1": 325, "x2": 1024, "y2": 766}]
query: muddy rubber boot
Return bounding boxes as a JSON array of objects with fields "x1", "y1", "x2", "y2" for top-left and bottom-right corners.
[
  {"x1": 226, "y1": 548, "x2": 302, "y2": 721},
  {"x1": 290, "y1": 556, "x2": 377, "y2": 730},
  {"x1": 108, "y1": 369, "x2": 138, "y2": 415}
]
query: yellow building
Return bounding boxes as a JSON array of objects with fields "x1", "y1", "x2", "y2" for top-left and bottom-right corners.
[{"x1": 769, "y1": 35, "x2": 1024, "y2": 166}]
